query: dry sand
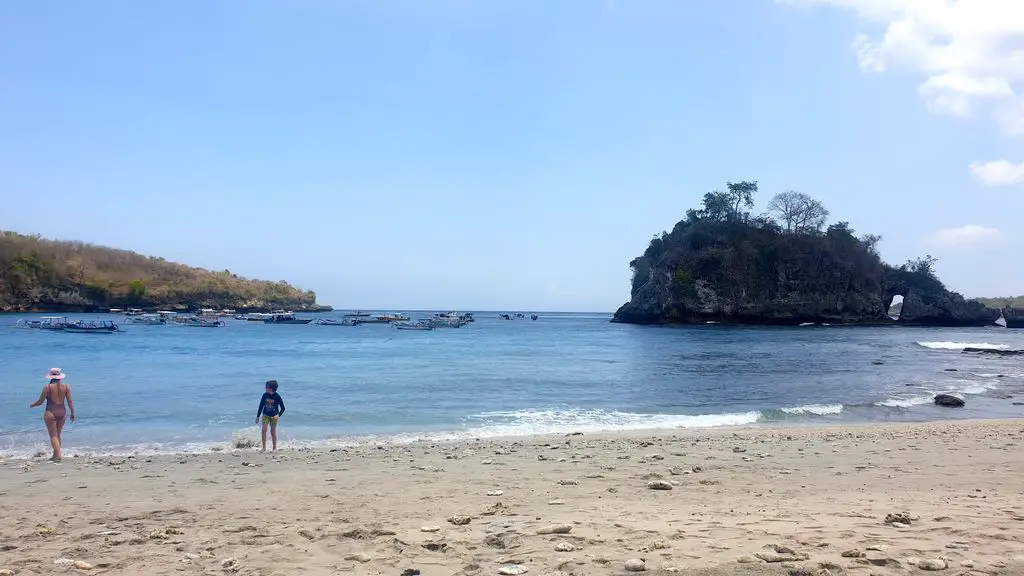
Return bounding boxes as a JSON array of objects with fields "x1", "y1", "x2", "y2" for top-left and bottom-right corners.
[{"x1": 2, "y1": 420, "x2": 1024, "y2": 576}]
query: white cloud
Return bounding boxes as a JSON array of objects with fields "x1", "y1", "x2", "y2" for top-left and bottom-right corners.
[
  {"x1": 927, "y1": 225, "x2": 1004, "y2": 247},
  {"x1": 969, "y1": 159, "x2": 1024, "y2": 185},
  {"x1": 781, "y1": 0, "x2": 1024, "y2": 174}
]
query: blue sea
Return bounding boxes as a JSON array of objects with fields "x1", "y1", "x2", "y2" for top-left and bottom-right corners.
[{"x1": 1, "y1": 312, "x2": 1022, "y2": 458}]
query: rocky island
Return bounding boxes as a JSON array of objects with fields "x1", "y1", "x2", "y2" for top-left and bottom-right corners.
[
  {"x1": 613, "y1": 182, "x2": 1019, "y2": 327},
  {"x1": 0, "y1": 231, "x2": 331, "y2": 313}
]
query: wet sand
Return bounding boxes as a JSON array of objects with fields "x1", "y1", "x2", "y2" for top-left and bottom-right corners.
[{"x1": 2, "y1": 420, "x2": 1024, "y2": 576}]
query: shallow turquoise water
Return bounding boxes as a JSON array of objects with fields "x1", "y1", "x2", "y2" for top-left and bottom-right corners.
[{"x1": 1, "y1": 312, "x2": 1022, "y2": 457}]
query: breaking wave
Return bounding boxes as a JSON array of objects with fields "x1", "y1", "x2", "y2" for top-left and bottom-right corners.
[{"x1": 916, "y1": 341, "x2": 1010, "y2": 351}]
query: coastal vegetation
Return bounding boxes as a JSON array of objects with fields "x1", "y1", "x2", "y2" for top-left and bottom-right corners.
[
  {"x1": 615, "y1": 182, "x2": 1004, "y2": 326},
  {"x1": 0, "y1": 231, "x2": 327, "y2": 312},
  {"x1": 973, "y1": 295, "x2": 1024, "y2": 309}
]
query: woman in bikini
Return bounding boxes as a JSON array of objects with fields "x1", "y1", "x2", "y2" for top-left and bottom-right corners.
[{"x1": 29, "y1": 368, "x2": 76, "y2": 462}]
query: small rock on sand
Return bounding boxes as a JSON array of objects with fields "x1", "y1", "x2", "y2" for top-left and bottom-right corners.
[
  {"x1": 0, "y1": 569, "x2": 13, "y2": 576},
  {"x1": 624, "y1": 559, "x2": 647, "y2": 572},
  {"x1": 537, "y1": 524, "x2": 572, "y2": 535},
  {"x1": 554, "y1": 542, "x2": 575, "y2": 552},
  {"x1": 647, "y1": 480, "x2": 673, "y2": 490},
  {"x1": 917, "y1": 558, "x2": 947, "y2": 571},
  {"x1": 448, "y1": 515, "x2": 472, "y2": 525},
  {"x1": 344, "y1": 554, "x2": 372, "y2": 563},
  {"x1": 548, "y1": 499, "x2": 565, "y2": 505},
  {"x1": 487, "y1": 490, "x2": 504, "y2": 496},
  {"x1": 420, "y1": 526, "x2": 441, "y2": 532},
  {"x1": 737, "y1": 555, "x2": 758, "y2": 564},
  {"x1": 866, "y1": 545, "x2": 889, "y2": 552},
  {"x1": 497, "y1": 565, "x2": 529, "y2": 575},
  {"x1": 557, "y1": 479, "x2": 579, "y2": 486},
  {"x1": 841, "y1": 550, "x2": 864, "y2": 558},
  {"x1": 73, "y1": 561, "x2": 93, "y2": 570}
]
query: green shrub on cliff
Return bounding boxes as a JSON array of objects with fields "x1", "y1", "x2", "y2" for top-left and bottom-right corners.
[
  {"x1": 617, "y1": 182, "x2": 990, "y2": 325},
  {"x1": 0, "y1": 231, "x2": 322, "y2": 312}
]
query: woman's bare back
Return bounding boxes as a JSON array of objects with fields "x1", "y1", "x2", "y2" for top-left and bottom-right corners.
[{"x1": 45, "y1": 382, "x2": 67, "y2": 407}]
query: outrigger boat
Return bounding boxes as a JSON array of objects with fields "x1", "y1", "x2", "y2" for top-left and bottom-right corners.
[
  {"x1": 394, "y1": 320, "x2": 434, "y2": 331},
  {"x1": 124, "y1": 313, "x2": 166, "y2": 325},
  {"x1": 314, "y1": 318, "x2": 360, "y2": 326},
  {"x1": 16, "y1": 316, "x2": 69, "y2": 330},
  {"x1": 263, "y1": 312, "x2": 313, "y2": 324},
  {"x1": 64, "y1": 320, "x2": 120, "y2": 333}
]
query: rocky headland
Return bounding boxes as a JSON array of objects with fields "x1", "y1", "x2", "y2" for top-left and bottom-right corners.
[
  {"x1": 613, "y1": 183, "x2": 1019, "y2": 327},
  {"x1": 0, "y1": 231, "x2": 329, "y2": 313}
]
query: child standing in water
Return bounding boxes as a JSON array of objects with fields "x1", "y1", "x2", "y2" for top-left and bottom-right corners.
[{"x1": 255, "y1": 380, "x2": 286, "y2": 453}]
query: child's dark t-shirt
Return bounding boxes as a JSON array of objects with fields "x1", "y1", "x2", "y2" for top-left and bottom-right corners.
[{"x1": 257, "y1": 392, "x2": 286, "y2": 418}]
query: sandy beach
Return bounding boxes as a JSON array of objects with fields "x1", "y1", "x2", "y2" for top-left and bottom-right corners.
[{"x1": 2, "y1": 420, "x2": 1024, "y2": 576}]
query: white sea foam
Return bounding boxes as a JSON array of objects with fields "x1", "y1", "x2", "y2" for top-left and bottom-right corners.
[
  {"x1": 916, "y1": 341, "x2": 1010, "y2": 351},
  {"x1": 876, "y1": 395, "x2": 935, "y2": 408},
  {"x1": 461, "y1": 408, "x2": 762, "y2": 437},
  {"x1": 779, "y1": 403, "x2": 844, "y2": 415}
]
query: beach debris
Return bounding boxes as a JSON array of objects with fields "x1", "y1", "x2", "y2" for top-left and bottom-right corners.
[
  {"x1": 54, "y1": 559, "x2": 75, "y2": 567},
  {"x1": 447, "y1": 515, "x2": 472, "y2": 525},
  {"x1": 547, "y1": 499, "x2": 565, "y2": 505},
  {"x1": 420, "y1": 526, "x2": 441, "y2": 533},
  {"x1": 497, "y1": 565, "x2": 529, "y2": 576},
  {"x1": 647, "y1": 480, "x2": 673, "y2": 491},
  {"x1": 220, "y1": 557, "x2": 239, "y2": 571},
  {"x1": 624, "y1": 558, "x2": 647, "y2": 572},
  {"x1": 649, "y1": 540, "x2": 671, "y2": 550},
  {"x1": 668, "y1": 466, "x2": 688, "y2": 476},
  {"x1": 401, "y1": 570, "x2": 421, "y2": 576},
  {"x1": 691, "y1": 465, "x2": 703, "y2": 473},
  {"x1": 344, "y1": 553, "x2": 372, "y2": 563},
  {"x1": 37, "y1": 526, "x2": 56, "y2": 536},
  {"x1": 557, "y1": 479, "x2": 579, "y2": 486},
  {"x1": 487, "y1": 490, "x2": 504, "y2": 496},
  {"x1": 917, "y1": 558, "x2": 948, "y2": 571},
  {"x1": 841, "y1": 549, "x2": 865, "y2": 558},
  {"x1": 554, "y1": 542, "x2": 576, "y2": 552},
  {"x1": 884, "y1": 512, "x2": 912, "y2": 526},
  {"x1": 0, "y1": 569, "x2": 14, "y2": 576},
  {"x1": 736, "y1": 555, "x2": 758, "y2": 564},
  {"x1": 537, "y1": 524, "x2": 573, "y2": 535}
]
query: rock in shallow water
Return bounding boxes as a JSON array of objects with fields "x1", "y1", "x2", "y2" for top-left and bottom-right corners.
[{"x1": 934, "y1": 394, "x2": 965, "y2": 408}]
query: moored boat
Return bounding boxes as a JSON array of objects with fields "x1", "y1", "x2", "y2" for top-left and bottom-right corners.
[
  {"x1": 124, "y1": 313, "x2": 166, "y2": 325},
  {"x1": 264, "y1": 312, "x2": 313, "y2": 324},
  {"x1": 394, "y1": 320, "x2": 434, "y2": 331},
  {"x1": 314, "y1": 318, "x2": 360, "y2": 326},
  {"x1": 16, "y1": 316, "x2": 69, "y2": 330},
  {"x1": 64, "y1": 320, "x2": 120, "y2": 333}
]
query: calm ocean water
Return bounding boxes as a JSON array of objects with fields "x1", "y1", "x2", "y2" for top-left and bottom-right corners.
[{"x1": 1, "y1": 312, "x2": 1022, "y2": 457}]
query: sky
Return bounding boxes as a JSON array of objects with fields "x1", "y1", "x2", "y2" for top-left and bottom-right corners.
[{"x1": 1, "y1": 0, "x2": 1021, "y2": 312}]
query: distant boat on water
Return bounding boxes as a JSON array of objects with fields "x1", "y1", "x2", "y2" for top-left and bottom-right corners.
[
  {"x1": 263, "y1": 312, "x2": 313, "y2": 325},
  {"x1": 64, "y1": 320, "x2": 120, "y2": 333},
  {"x1": 394, "y1": 320, "x2": 434, "y2": 331},
  {"x1": 315, "y1": 318, "x2": 360, "y2": 326},
  {"x1": 16, "y1": 316, "x2": 69, "y2": 330}
]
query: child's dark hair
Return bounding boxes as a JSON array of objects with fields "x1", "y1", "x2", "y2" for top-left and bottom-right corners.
[{"x1": 266, "y1": 380, "x2": 279, "y2": 392}]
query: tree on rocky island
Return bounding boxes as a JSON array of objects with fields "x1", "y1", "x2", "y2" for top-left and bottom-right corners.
[
  {"x1": 685, "y1": 180, "x2": 759, "y2": 223},
  {"x1": 767, "y1": 190, "x2": 829, "y2": 233}
]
